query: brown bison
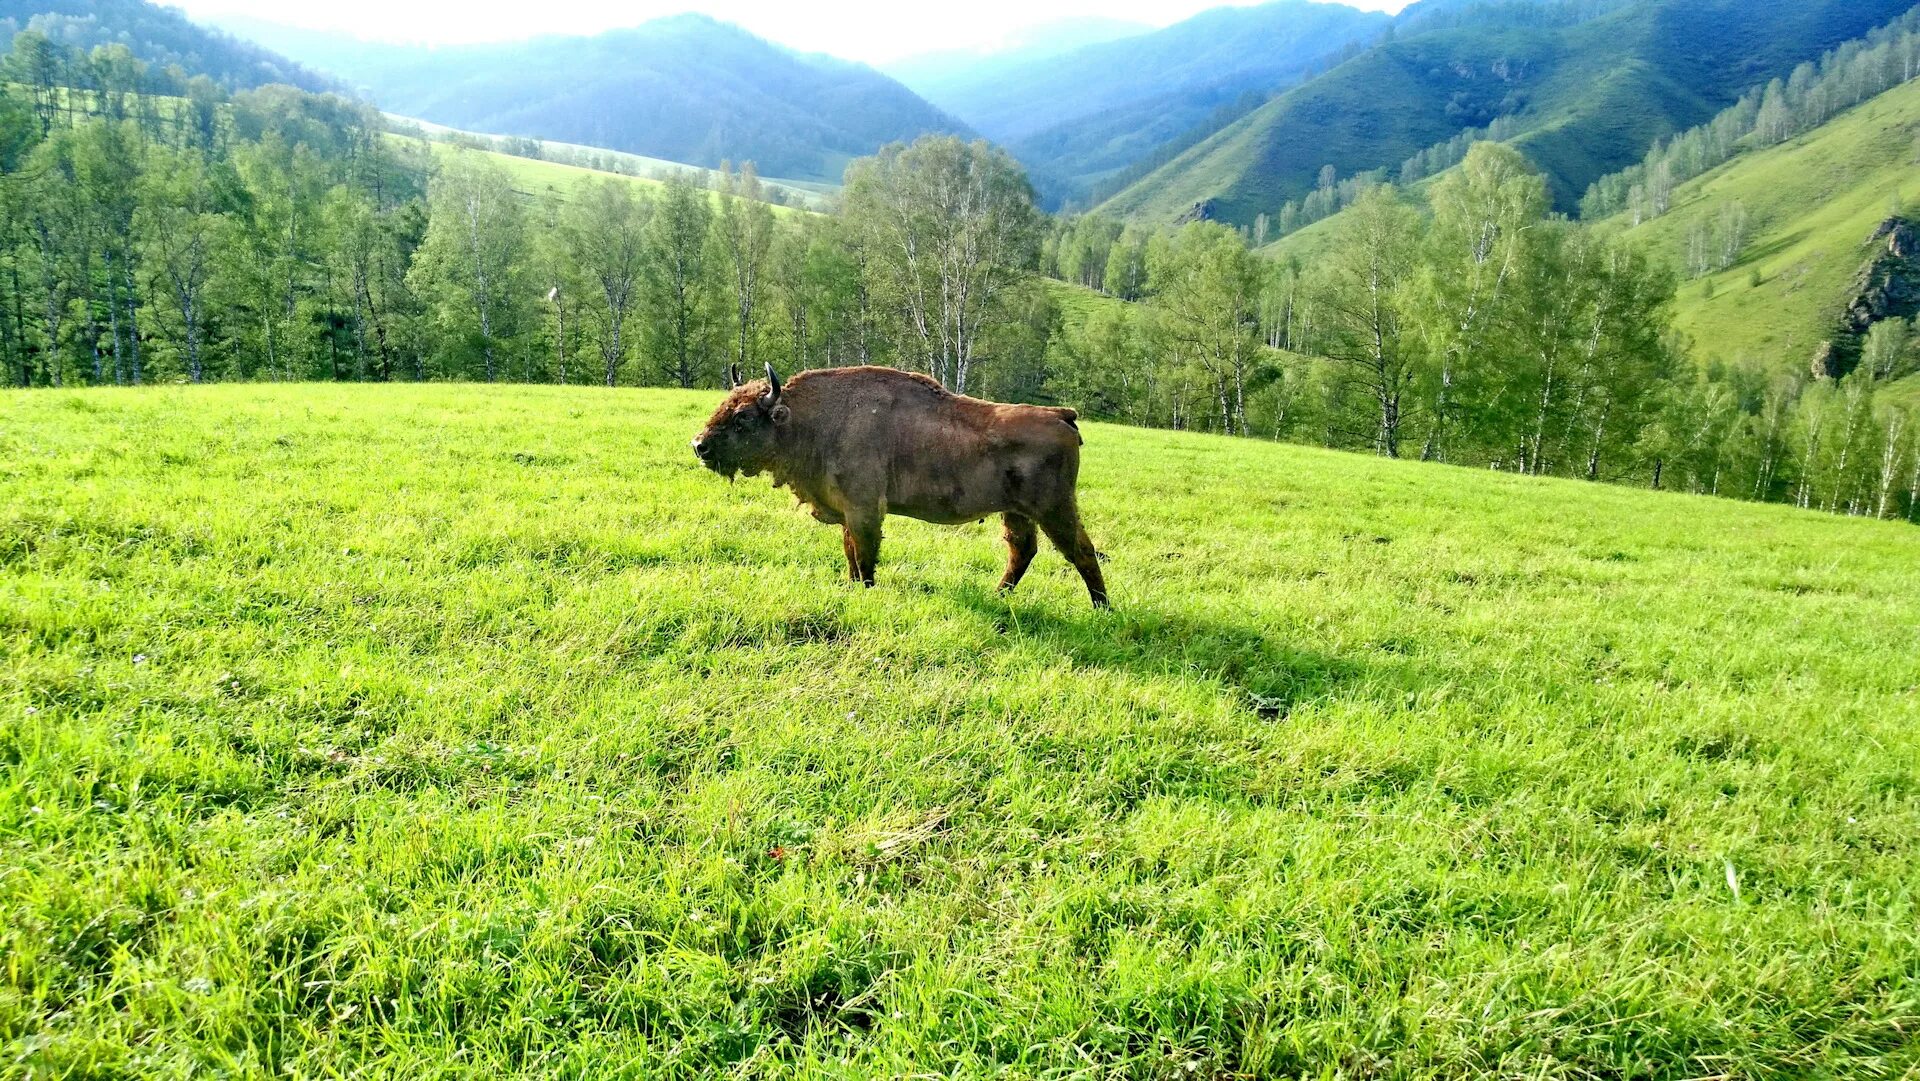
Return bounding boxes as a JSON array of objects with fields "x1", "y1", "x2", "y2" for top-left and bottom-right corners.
[{"x1": 693, "y1": 363, "x2": 1108, "y2": 607}]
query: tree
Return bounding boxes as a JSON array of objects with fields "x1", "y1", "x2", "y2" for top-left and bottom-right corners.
[
  {"x1": 136, "y1": 145, "x2": 225, "y2": 383},
  {"x1": 411, "y1": 152, "x2": 526, "y2": 380},
  {"x1": 643, "y1": 170, "x2": 716, "y2": 388},
  {"x1": 841, "y1": 135, "x2": 1042, "y2": 392},
  {"x1": 714, "y1": 163, "x2": 776, "y2": 377},
  {"x1": 1103, "y1": 228, "x2": 1148, "y2": 302},
  {"x1": 1311, "y1": 185, "x2": 1425, "y2": 457},
  {"x1": 560, "y1": 176, "x2": 650, "y2": 386},
  {"x1": 1412, "y1": 142, "x2": 1547, "y2": 462},
  {"x1": 1863, "y1": 317, "x2": 1911, "y2": 380},
  {"x1": 1142, "y1": 222, "x2": 1265, "y2": 435}
]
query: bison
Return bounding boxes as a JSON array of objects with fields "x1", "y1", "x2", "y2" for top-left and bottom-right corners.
[{"x1": 693, "y1": 363, "x2": 1109, "y2": 607}]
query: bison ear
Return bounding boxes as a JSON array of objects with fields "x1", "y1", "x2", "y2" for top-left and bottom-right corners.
[
  {"x1": 769, "y1": 403, "x2": 791, "y2": 425},
  {"x1": 761, "y1": 362, "x2": 783, "y2": 407}
]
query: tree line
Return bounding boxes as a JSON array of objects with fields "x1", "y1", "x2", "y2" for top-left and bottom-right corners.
[
  {"x1": 0, "y1": 30, "x2": 1056, "y2": 398},
  {"x1": 3, "y1": 28, "x2": 1914, "y2": 524},
  {"x1": 1042, "y1": 144, "x2": 1919, "y2": 521}
]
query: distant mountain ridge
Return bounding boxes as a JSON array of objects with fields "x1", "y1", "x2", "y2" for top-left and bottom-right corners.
[
  {"x1": 216, "y1": 13, "x2": 971, "y2": 184},
  {"x1": 1098, "y1": 0, "x2": 1919, "y2": 227},
  {"x1": 883, "y1": 17, "x2": 1152, "y2": 94},
  {"x1": 889, "y1": 1, "x2": 1390, "y2": 198}
]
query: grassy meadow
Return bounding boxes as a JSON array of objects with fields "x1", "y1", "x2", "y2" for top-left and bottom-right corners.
[{"x1": 3, "y1": 383, "x2": 1919, "y2": 1078}]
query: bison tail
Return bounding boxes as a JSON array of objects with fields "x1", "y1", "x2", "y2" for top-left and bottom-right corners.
[{"x1": 1049, "y1": 406, "x2": 1082, "y2": 443}]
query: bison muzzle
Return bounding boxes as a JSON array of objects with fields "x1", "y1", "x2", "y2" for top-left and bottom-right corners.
[{"x1": 693, "y1": 363, "x2": 1109, "y2": 607}]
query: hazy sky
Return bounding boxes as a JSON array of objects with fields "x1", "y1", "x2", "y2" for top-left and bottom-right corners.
[{"x1": 174, "y1": 0, "x2": 1413, "y2": 63}]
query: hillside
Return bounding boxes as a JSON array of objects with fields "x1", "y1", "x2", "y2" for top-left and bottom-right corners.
[
  {"x1": 1099, "y1": 0, "x2": 1915, "y2": 227},
  {"x1": 1, "y1": 0, "x2": 334, "y2": 93},
  {"x1": 5, "y1": 383, "x2": 1919, "y2": 1075},
  {"x1": 409, "y1": 140, "x2": 818, "y2": 222},
  {"x1": 1610, "y1": 77, "x2": 1920, "y2": 390},
  {"x1": 216, "y1": 14, "x2": 968, "y2": 184},
  {"x1": 890, "y1": 1, "x2": 1387, "y2": 196},
  {"x1": 392, "y1": 115, "x2": 835, "y2": 211}
]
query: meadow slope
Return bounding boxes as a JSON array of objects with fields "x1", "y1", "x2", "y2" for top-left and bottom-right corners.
[
  {"x1": 1611, "y1": 76, "x2": 1920, "y2": 383},
  {"x1": 3, "y1": 384, "x2": 1918, "y2": 1077}
]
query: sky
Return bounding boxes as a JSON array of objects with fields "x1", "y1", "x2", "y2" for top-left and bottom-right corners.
[{"x1": 174, "y1": 0, "x2": 1413, "y2": 64}]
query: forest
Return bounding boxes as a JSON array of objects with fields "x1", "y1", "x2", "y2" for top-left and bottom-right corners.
[{"x1": 1, "y1": 27, "x2": 1915, "y2": 523}]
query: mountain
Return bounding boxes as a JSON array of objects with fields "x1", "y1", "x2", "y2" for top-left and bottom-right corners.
[
  {"x1": 212, "y1": 14, "x2": 969, "y2": 184},
  {"x1": 1099, "y1": 0, "x2": 1917, "y2": 227},
  {"x1": 891, "y1": 1, "x2": 1388, "y2": 196},
  {"x1": 0, "y1": 0, "x2": 334, "y2": 92},
  {"x1": 883, "y1": 17, "x2": 1151, "y2": 95}
]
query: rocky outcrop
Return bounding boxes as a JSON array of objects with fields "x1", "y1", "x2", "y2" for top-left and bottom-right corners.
[
  {"x1": 1813, "y1": 217, "x2": 1920, "y2": 378},
  {"x1": 1174, "y1": 200, "x2": 1218, "y2": 226}
]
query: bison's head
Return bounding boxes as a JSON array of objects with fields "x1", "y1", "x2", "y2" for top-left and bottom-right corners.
[{"x1": 692, "y1": 363, "x2": 790, "y2": 478}]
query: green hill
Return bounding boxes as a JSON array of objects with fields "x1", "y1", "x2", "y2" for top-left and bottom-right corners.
[
  {"x1": 215, "y1": 14, "x2": 968, "y2": 185},
  {"x1": 1609, "y1": 77, "x2": 1920, "y2": 392},
  {"x1": 1099, "y1": 0, "x2": 1915, "y2": 227},
  {"x1": 1, "y1": 0, "x2": 335, "y2": 93},
  {"x1": 5, "y1": 382, "x2": 1918, "y2": 1075}
]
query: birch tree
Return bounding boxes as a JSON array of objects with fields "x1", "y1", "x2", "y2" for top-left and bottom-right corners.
[
  {"x1": 411, "y1": 152, "x2": 525, "y2": 380},
  {"x1": 136, "y1": 146, "x2": 224, "y2": 383},
  {"x1": 643, "y1": 170, "x2": 716, "y2": 389},
  {"x1": 560, "y1": 176, "x2": 649, "y2": 386},
  {"x1": 714, "y1": 162, "x2": 775, "y2": 376},
  {"x1": 1311, "y1": 185, "x2": 1425, "y2": 457},
  {"x1": 841, "y1": 135, "x2": 1041, "y2": 392}
]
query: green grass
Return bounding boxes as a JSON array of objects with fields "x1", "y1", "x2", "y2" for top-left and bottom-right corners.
[
  {"x1": 1043, "y1": 278, "x2": 1131, "y2": 324},
  {"x1": 1610, "y1": 78, "x2": 1920, "y2": 384},
  {"x1": 3, "y1": 383, "x2": 1919, "y2": 1077},
  {"x1": 404, "y1": 139, "x2": 818, "y2": 220}
]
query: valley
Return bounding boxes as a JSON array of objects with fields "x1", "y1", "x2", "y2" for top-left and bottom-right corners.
[{"x1": 7, "y1": 0, "x2": 1920, "y2": 1074}]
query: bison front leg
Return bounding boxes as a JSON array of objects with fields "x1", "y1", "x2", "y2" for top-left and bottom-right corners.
[
  {"x1": 998, "y1": 512, "x2": 1038, "y2": 595},
  {"x1": 1038, "y1": 507, "x2": 1109, "y2": 609},
  {"x1": 840, "y1": 526, "x2": 862, "y2": 583},
  {"x1": 842, "y1": 511, "x2": 883, "y2": 588}
]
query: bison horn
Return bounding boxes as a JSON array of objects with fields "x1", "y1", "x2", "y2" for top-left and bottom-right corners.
[{"x1": 762, "y1": 362, "x2": 782, "y2": 406}]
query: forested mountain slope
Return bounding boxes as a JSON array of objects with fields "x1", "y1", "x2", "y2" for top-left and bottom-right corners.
[
  {"x1": 219, "y1": 14, "x2": 969, "y2": 184},
  {"x1": 0, "y1": 0, "x2": 334, "y2": 92},
  {"x1": 891, "y1": 1, "x2": 1386, "y2": 196},
  {"x1": 1611, "y1": 76, "x2": 1920, "y2": 396},
  {"x1": 1099, "y1": 0, "x2": 1915, "y2": 227}
]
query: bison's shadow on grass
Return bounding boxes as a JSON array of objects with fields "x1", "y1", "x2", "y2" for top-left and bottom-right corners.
[{"x1": 948, "y1": 584, "x2": 1363, "y2": 721}]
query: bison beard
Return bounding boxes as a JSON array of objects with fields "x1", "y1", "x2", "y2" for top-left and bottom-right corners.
[{"x1": 693, "y1": 363, "x2": 1109, "y2": 607}]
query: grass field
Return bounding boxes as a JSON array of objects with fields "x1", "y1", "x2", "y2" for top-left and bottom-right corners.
[
  {"x1": 3, "y1": 383, "x2": 1919, "y2": 1078},
  {"x1": 402, "y1": 139, "x2": 819, "y2": 220}
]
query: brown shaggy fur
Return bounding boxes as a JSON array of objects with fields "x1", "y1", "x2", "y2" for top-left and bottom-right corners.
[{"x1": 694, "y1": 365, "x2": 1108, "y2": 606}]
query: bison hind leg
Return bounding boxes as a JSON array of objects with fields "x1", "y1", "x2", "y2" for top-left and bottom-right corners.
[
  {"x1": 998, "y1": 513, "x2": 1039, "y2": 594},
  {"x1": 1037, "y1": 508, "x2": 1109, "y2": 609}
]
